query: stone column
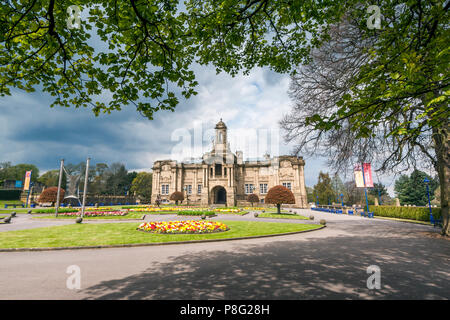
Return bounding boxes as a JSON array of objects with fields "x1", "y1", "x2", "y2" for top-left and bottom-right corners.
[
  {"x1": 255, "y1": 167, "x2": 259, "y2": 195},
  {"x1": 298, "y1": 164, "x2": 307, "y2": 208},
  {"x1": 171, "y1": 169, "x2": 176, "y2": 193}
]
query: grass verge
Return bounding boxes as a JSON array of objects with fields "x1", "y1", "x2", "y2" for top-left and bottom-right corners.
[
  {"x1": 0, "y1": 220, "x2": 321, "y2": 249},
  {"x1": 257, "y1": 213, "x2": 309, "y2": 220}
]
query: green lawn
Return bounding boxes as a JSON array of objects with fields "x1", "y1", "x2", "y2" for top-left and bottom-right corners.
[
  {"x1": 262, "y1": 209, "x2": 290, "y2": 213},
  {"x1": 0, "y1": 220, "x2": 321, "y2": 249},
  {"x1": 31, "y1": 212, "x2": 145, "y2": 220},
  {"x1": 257, "y1": 213, "x2": 309, "y2": 220}
]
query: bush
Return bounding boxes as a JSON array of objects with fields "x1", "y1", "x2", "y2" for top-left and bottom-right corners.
[
  {"x1": 170, "y1": 191, "x2": 184, "y2": 205},
  {"x1": 246, "y1": 194, "x2": 259, "y2": 206},
  {"x1": 320, "y1": 219, "x2": 326, "y2": 225},
  {"x1": 369, "y1": 205, "x2": 441, "y2": 222},
  {"x1": 265, "y1": 185, "x2": 295, "y2": 213},
  {"x1": 38, "y1": 187, "x2": 65, "y2": 205}
]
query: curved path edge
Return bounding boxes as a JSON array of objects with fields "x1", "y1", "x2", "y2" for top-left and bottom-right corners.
[{"x1": 0, "y1": 225, "x2": 325, "y2": 252}]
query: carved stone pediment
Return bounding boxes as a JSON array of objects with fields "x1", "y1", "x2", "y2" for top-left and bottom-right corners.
[{"x1": 279, "y1": 160, "x2": 294, "y2": 178}]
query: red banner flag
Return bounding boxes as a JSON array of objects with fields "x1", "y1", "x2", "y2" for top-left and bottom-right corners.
[{"x1": 363, "y1": 163, "x2": 374, "y2": 188}]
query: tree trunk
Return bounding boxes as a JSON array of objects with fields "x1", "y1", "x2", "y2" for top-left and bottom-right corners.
[
  {"x1": 433, "y1": 125, "x2": 449, "y2": 236},
  {"x1": 277, "y1": 204, "x2": 281, "y2": 214}
]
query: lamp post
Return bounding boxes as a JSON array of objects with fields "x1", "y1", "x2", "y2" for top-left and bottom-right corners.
[
  {"x1": 424, "y1": 178, "x2": 433, "y2": 222},
  {"x1": 26, "y1": 182, "x2": 34, "y2": 208},
  {"x1": 316, "y1": 195, "x2": 319, "y2": 206}
]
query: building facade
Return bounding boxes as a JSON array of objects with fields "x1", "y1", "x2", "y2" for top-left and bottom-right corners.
[{"x1": 151, "y1": 120, "x2": 308, "y2": 207}]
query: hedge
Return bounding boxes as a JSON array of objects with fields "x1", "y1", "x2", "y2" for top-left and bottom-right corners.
[
  {"x1": 33, "y1": 208, "x2": 79, "y2": 214},
  {"x1": 369, "y1": 205, "x2": 441, "y2": 222},
  {"x1": 0, "y1": 189, "x2": 22, "y2": 200}
]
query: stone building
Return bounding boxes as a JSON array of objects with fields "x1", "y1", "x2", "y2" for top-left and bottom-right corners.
[{"x1": 151, "y1": 120, "x2": 308, "y2": 207}]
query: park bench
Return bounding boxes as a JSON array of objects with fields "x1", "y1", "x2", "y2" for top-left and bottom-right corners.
[{"x1": 4, "y1": 203, "x2": 24, "y2": 208}]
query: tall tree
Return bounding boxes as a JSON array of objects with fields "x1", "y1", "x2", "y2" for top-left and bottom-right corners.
[
  {"x1": 0, "y1": 163, "x2": 40, "y2": 183},
  {"x1": 394, "y1": 170, "x2": 438, "y2": 206},
  {"x1": 130, "y1": 172, "x2": 152, "y2": 202},
  {"x1": 331, "y1": 173, "x2": 346, "y2": 203},
  {"x1": 280, "y1": 3, "x2": 449, "y2": 235},
  {"x1": 313, "y1": 172, "x2": 335, "y2": 205}
]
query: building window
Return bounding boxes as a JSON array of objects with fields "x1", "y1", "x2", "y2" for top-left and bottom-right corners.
[
  {"x1": 215, "y1": 163, "x2": 222, "y2": 177},
  {"x1": 260, "y1": 198, "x2": 264, "y2": 203},
  {"x1": 260, "y1": 183, "x2": 268, "y2": 194},
  {"x1": 282, "y1": 182, "x2": 292, "y2": 190},
  {"x1": 197, "y1": 184, "x2": 202, "y2": 194},
  {"x1": 245, "y1": 184, "x2": 254, "y2": 194},
  {"x1": 210, "y1": 168, "x2": 213, "y2": 177},
  {"x1": 224, "y1": 167, "x2": 227, "y2": 176},
  {"x1": 161, "y1": 184, "x2": 169, "y2": 195}
]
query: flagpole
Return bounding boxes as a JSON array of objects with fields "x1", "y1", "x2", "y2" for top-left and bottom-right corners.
[
  {"x1": 55, "y1": 159, "x2": 64, "y2": 217},
  {"x1": 361, "y1": 163, "x2": 370, "y2": 216}
]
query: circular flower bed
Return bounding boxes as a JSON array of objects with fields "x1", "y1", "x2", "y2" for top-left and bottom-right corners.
[{"x1": 137, "y1": 220, "x2": 229, "y2": 234}]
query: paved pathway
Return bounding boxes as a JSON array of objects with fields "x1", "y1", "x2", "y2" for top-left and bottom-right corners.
[{"x1": 0, "y1": 209, "x2": 448, "y2": 299}]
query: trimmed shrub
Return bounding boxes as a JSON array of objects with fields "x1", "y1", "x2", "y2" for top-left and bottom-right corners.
[
  {"x1": 38, "y1": 187, "x2": 65, "y2": 206},
  {"x1": 265, "y1": 185, "x2": 295, "y2": 213},
  {"x1": 246, "y1": 194, "x2": 259, "y2": 206},
  {"x1": 369, "y1": 205, "x2": 441, "y2": 222},
  {"x1": 170, "y1": 191, "x2": 184, "y2": 205}
]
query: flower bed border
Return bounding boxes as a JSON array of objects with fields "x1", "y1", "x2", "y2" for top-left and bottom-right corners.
[{"x1": 136, "y1": 228, "x2": 229, "y2": 235}]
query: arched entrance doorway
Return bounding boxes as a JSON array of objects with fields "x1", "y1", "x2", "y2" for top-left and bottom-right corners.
[{"x1": 211, "y1": 186, "x2": 227, "y2": 204}]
